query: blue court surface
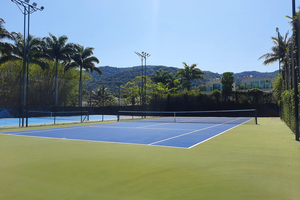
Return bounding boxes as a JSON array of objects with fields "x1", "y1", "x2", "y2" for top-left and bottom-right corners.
[{"x1": 0, "y1": 118, "x2": 252, "y2": 149}]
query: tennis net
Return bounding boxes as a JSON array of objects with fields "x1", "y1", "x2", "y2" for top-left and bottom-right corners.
[
  {"x1": 28, "y1": 110, "x2": 89, "y2": 117},
  {"x1": 117, "y1": 109, "x2": 257, "y2": 124},
  {"x1": 28, "y1": 110, "x2": 89, "y2": 124}
]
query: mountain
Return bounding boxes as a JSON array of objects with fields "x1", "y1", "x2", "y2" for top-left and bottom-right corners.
[
  {"x1": 86, "y1": 65, "x2": 179, "y2": 93},
  {"x1": 85, "y1": 66, "x2": 278, "y2": 94}
]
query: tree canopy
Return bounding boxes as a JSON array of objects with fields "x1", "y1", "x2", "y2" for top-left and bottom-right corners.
[{"x1": 176, "y1": 62, "x2": 204, "y2": 91}]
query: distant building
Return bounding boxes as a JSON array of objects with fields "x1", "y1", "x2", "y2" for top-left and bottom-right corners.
[
  {"x1": 200, "y1": 76, "x2": 274, "y2": 93},
  {"x1": 238, "y1": 76, "x2": 273, "y2": 91},
  {"x1": 200, "y1": 78, "x2": 236, "y2": 92}
]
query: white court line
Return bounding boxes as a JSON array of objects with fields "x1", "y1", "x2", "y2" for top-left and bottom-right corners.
[
  {"x1": 1, "y1": 126, "x2": 88, "y2": 135},
  {"x1": 148, "y1": 123, "x2": 223, "y2": 145},
  {"x1": 136, "y1": 123, "x2": 173, "y2": 129},
  {"x1": 188, "y1": 118, "x2": 253, "y2": 149},
  {"x1": 88, "y1": 125, "x2": 194, "y2": 131},
  {"x1": 0, "y1": 132, "x2": 188, "y2": 149},
  {"x1": 148, "y1": 118, "x2": 247, "y2": 146},
  {"x1": 91, "y1": 122, "x2": 175, "y2": 129}
]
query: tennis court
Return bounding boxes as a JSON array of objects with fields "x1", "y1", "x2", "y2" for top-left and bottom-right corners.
[{"x1": 0, "y1": 116, "x2": 252, "y2": 148}]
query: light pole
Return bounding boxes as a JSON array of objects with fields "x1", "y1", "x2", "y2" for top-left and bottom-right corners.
[
  {"x1": 135, "y1": 51, "x2": 144, "y2": 106},
  {"x1": 11, "y1": 0, "x2": 44, "y2": 127},
  {"x1": 141, "y1": 52, "x2": 150, "y2": 107}
]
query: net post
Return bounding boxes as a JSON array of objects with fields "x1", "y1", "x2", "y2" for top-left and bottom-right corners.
[
  {"x1": 26, "y1": 107, "x2": 28, "y2": 127},
  {"x1": 53, "y1": 110, "x2": 56, "y2": 125},
  {"x1": 255, "y1": 109, "x2": 258, "y2": 125},
  {"x1": 174, "y1": 112, "x2": 176, "y2": 123}
]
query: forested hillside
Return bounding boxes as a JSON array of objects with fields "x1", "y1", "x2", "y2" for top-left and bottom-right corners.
[{"x1": 85, "y1": 65, "x2": 278, "y2": 94}]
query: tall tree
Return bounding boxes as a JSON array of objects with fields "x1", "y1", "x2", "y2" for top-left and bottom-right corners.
[
  {"x1": 65, "y1": 44, "x2": 102, "y2": 106},
  {"x1": 0, "y1": 18, "x2": 14, "y2": 40},
  {"x1": 258, "y1": 31, "x2": 291, "y2": 89},
  {"x1": 176, "y1": 62, "x2": 204, "y2": 91},
  {"x1": 92, "y1": 85, "x2": 115, "y2": 107},
  {"x1": 0, "y1": 18, "x2": 15, "y2": 61},
  {"x1": 150, "y1": 70, "x2": 172, "y2": 84},
  {"x1": 43, "y1": 33, "x2": 74, "y2": 106},
  {"x1": 120, "y1": 76, "x2": 146, "y2": 106},
  {"x1": 1, "y1": 19, "x2": 17, "y2": 60},
  {"x1": 221, "y1": 72, "x2": 235, "y2": 101},
  {"x1": 0, "y1": 32, "x2": 48, "y2": 69}
]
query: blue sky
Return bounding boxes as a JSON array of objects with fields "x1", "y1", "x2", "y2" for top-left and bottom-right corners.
[{"x1": 0, "y1": 0, "x2": 296, "y2": 73}]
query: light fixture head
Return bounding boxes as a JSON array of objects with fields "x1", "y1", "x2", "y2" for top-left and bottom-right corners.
[
  {"x1": 32, "y1": 2, "x2": 37, "y2": 6},
  {"x1": 276, "y1": 27, "x2": 279, "y2": 33},
  {"x1": 40, "y1": 6, "x2": 44, "y2": 10},
  {"x1": 25, "y1": 0, "x2": 30, "y2": 3}
]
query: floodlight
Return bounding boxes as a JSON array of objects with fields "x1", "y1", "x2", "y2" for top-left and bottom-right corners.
[
  {"x1": 276, "y1": 27, "x2": 279, "y2": 33},
  {"x1": 11, "y1": 0, "x2": 44, "y2": 128}
]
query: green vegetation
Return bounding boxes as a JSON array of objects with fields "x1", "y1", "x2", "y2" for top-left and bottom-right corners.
[
  {"x1": 92, "y1": 85, "x2": 116, "y2": 107},
  {"x1": 258, "y1": 31, "x2": 291, "y2": 90},
  {"x1": 221, "y1": 72, "x2": 235, "y2": 101},
  {"x1": 258, "y1": 13, "x2": 300, "y2": 137},
  {"x1": 43, "y1": 33, "x2": 75, "y2": 106},
  {"x1": 0, "y1": 118, "x2": 299, "y2": 200},
  {"x1": 0, "y1": 60, "x2": 89, "y2": 106},
  {"x1": 176, "y1": 62, "x2": 204, "y2": 91},
  {"x1": 65, "y1": 44, "x2": 102, "y2": 106},
  {"x1": 0, "y1": 19, "x2": 101, "y2": 107},
  {"x1": 87, "y1": 66, "x2": 278, "y2": 94}
]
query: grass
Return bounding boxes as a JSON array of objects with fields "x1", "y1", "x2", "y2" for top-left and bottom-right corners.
[{"x1": 0, "y1": 118, "x2": 299, "y2": 200}]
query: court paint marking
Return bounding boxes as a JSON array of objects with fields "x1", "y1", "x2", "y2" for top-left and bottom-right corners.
[
  {"x1": 88, "y1": 124, "x2": 195, "y2": 131},
  {"x1": 148, "y1": 118, "x2": 246, "y2": 146},
  {"x1": 0, "y1": 118, "x2": 253, "y2": 149},
  {"x1": 1, "y1": 132, "x2": 188, "y2": 149},
  {"x1": 187, "y1": 118, "x2": 253, "y2": 149},
  {"x1": 0, "y1": 126, "x2": 88, "y2": 135},
  {"x1": 148, "y1": 123, "x2": 225, "y2": 145},
  {"x1": 136, "y1": 123, "x2": 174, "y2": 129}
]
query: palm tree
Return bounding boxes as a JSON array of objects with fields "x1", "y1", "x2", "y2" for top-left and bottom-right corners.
[
  {"x1": 92, "y1": 85, "x2": 115, "y2": 107},
  {"x1": 0, "y1": 18, "x2": 15, "y2": 56},
  {"x1": 65, "y1": 44, "x2": 102, "y2": 107},
  {"x1": 259, "y1": 31, "x2": 291, "y2": 89},
  {"x1": 150, "y1": 70, "x2": 172, "y2": 84},
  {"x1": 0, "y1": 18, "x2": 14, "y2": 40},
  {"x1": 176, "y1": 62, "x2": 204, "y2": 91},
  {"x1": 43, "y1": 33, "x2": 75, "y2": 106},
  {"x1": 0, "y1": 32, "x2": 48, "y2": 69}
]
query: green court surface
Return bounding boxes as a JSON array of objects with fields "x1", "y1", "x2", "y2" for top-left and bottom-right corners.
[{"x1": 0, "y1": 118, "x2": 299, "y2": 200}]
